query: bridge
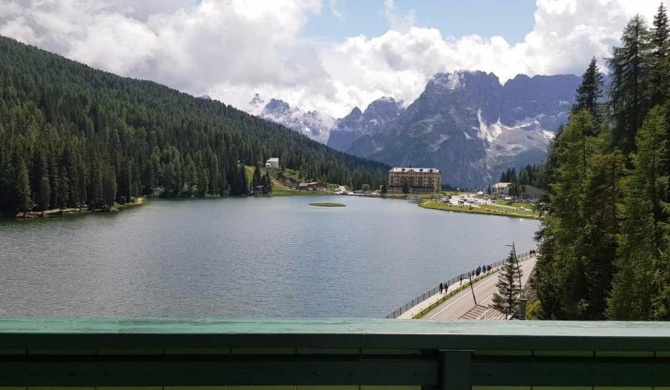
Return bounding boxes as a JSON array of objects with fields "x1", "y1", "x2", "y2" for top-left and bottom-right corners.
[{"x1": 1, "y1": 318, "x2": 670, "y2": 388}]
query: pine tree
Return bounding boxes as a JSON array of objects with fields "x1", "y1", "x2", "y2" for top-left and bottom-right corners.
[
  {"x1": 38, "y1": 175, "x2": 50, "y2": 215},
  {"x1": 650, "y1": 2, "x2": 670, "y2": 108},
  {"x1": 491, "y1": 249, "x2": 523, "y2": 319},
  {"x1": 580, "y1": 151, "x2": 625, "y2": 319},
  {"x1": 608, "y1": 106, "x2": 669, "y2": 320},
  {"x1": 101, "y1": 166, "x2": 117, "y2": 210},
  {"x1": 573, "y1": 57, "x2": 604, "y2": 125},
  {"x1": 252, "y1": 164, "x2": 262, "y2": 193},
  {"x1": 608, "y1": 15, "x2": 652, "y2": 155},
  {"x1": 263, "y1": 171, "x2": 272, "y2": 194},
  {"x1": 533, "y1": 111, "x2": 599, "y2": 319},
  {"x1": 55, "y1": 167, "x2": 69, "y2": 211},
  {"x1": 15, "y1": 160, "x2": 32, "y2": 215}
]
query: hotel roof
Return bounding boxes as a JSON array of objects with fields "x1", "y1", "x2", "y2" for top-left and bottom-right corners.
[{"x1": 389, "y1": 167, "x2": 440, "y2": 173}]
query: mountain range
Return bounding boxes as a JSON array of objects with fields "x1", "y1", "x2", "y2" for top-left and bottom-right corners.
[{"x1": 251, "y1": 71, "x2": 581, "y2": 188}]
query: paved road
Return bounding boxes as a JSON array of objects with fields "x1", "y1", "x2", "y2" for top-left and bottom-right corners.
[{"x1": 424, "y1": 257, "x2": 537, "y2": 320}]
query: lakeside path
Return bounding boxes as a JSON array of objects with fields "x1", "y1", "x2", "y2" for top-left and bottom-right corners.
[{"x1": 397, "y1": 256, "x2": 537, "y2": 319}]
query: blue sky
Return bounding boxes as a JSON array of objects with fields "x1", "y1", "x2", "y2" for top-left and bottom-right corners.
[
  {"x1": 306, "y1": 0, "x2": 537, "y2": 44},
  {"x1": 2, "y1": 0, "x2": 663, "y2": 117}
]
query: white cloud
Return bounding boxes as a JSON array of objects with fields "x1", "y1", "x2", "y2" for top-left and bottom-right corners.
[
  {"x1": 383, "y1": 0, "x2": 416, "y2": 32},
  {"x1": 0, "y1": 0, "x2": 665, "y2": 119},
  {"x1": 329, "y1": 0, "x2": 344, "y2": 21}
]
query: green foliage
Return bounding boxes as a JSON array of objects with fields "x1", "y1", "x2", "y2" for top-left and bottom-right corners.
[
  {"x1": 491, "y1": 250, "x2": 523, "y2": 319},
  {"x1": 607, "y1": 106, "x2": 669, "y2": 320},
  {"x1": 15, "y1": 160, "x2": 32, "y2": 214},
  {"x1": 608, "y1": 15, "x2": 653, "y2": 155},
  {"x1": 499, "y1": 165, "x2": 545, "y2": 190},
  {"x1": 651, "y1": 3, "x2": 670, "y2": 107},
  {"x1": 0, "y1": 36, "x2": 388, "y2": 214},
  {"x1": 573, "y1": 57, "x2": 605, "y2": 125},
  {"x1": 37, "y1": 176, "x2": 50, "y2": 213},
  {"x1": 533, "y1": 7, "x2": 670, "y2": 321}
]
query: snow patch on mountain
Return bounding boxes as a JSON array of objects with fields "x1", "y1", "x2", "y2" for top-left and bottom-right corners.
[
  {"x1": 258, "y1": 98, "x2": 334, "y2": 144},
  {"x1": 432, "y1": 72, "x2": 463, "y2": 90},
  {"x1": 477, "y1": 110, "x2": 503, "y2": 143}
]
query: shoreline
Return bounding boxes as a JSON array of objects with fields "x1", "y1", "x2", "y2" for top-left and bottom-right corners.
[
  {"x1": 418, "y1": 199, "x2": 541, "y2": 220},
  {"x1": 11, "y1": 197, "x2": 147, "y2": 220}
]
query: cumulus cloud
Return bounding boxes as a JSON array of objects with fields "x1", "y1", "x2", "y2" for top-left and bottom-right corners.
[{"x1": 0, "y1": 0, "x2": 664, "y2": 118}]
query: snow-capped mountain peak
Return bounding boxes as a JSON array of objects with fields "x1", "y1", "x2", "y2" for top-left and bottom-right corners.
[{"x1": 256, "y1": 98, "x2": 334, "y2": 144}]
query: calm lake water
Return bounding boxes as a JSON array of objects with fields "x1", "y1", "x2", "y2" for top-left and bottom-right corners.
[{"x1": 0, "y1": 196, "x2": 539, "y2": 318}]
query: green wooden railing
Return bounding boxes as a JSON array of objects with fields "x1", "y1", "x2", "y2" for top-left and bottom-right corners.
[{"x1": 1, "y1": 318, "x2": 669, "y2": 388}]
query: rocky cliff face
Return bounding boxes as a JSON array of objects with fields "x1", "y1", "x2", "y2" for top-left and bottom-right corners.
[
  {"x1": 327, "y1": 97, "x2": 404, "y2": 151},
  {"x1": 257, "y1": 98, "x2": 335, "y2": 144},
  {"x1": 500, "y1": 74, "x2": 577, "y2": 130},
  {"x1": 345, "y1": 71, "x2": 580, "y2": 188}
]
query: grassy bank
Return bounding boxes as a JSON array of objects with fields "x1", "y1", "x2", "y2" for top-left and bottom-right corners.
[
  {"x1": 309, "y1": 202, "x2": 346, "y2": 207},
  {"x1": 419, "y1": 199, "x2": 541, "y2": 220}
]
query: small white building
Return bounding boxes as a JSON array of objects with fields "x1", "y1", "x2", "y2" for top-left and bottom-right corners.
[
  {"x1": 493, "y1": 182, "x2": 511, "y2": 196},
  {"x1": 265, "y1": 157, "x2": 279, "y2": 169}
]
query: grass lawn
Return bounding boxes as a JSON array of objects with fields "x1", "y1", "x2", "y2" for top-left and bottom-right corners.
[
  {"x1": 419, "y1": 199, "x2": 540, "y2": 220},
  {"x1": 494, "y1": 200, "x2": 530, "y2": 209}
]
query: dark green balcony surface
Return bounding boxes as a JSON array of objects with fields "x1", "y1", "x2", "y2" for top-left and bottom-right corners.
[
  {"x1": 0, "y1": 317, "x2": 669, "y2": 335},
  {"x1": 1, "y1": 318, "x2": 670, "y2": 352}
]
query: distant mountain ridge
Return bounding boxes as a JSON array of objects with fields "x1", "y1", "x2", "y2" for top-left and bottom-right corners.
[
  {"x1": 253, "y1": 97, "x2": 335, "y2": 144},
  {"x1": 249, "y1": 71, "x2": 580, "y2": 188},
  {"x1": 343, "y1": 71, "x2": 581, "y2": 188},
  {"x1": 327, "y1": 97, "x2": 404, "y2": 151}
]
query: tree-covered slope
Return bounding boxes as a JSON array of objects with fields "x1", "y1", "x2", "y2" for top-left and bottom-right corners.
[
  {"x1": 532, "y1": 5, "x2": 670, "y2": 321},
  {"x1": 0, "y1": 36, "x2": 388, "y2": 214}
]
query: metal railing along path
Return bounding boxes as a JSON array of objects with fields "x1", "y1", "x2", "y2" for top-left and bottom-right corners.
[{"x1": 384, "y1": 252, "x2": 532, "y2": 319}]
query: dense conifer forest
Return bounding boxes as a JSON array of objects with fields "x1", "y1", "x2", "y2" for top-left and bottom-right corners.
[
  {"x1": 0, "y1": 36, "x2": 388, "y2": 215},
  {"x1": 532, "y1": 4, "x2": 670, "y2": 320}
]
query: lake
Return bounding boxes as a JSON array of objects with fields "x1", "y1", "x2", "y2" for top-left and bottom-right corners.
[{"x1": 0, "y1": 196, "x2": 539, "y2": 318}]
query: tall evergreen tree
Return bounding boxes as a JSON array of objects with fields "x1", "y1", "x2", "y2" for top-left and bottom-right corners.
[
  {"x1": 651, "y1": 3, "x2": 670, "y2": 108},
  {"x1": 38, "y1": 175, "x2": 50, "y2": 215},
  {"x1": 252, "y1": 164, "x2": 262, "y2": 193},
  {"x1": 55, "y1": 167, "x2": 69, "y2": 211},
  {"x1": 491, "y1": 250, "x2": 523, "y2": 319},
  {"x1": 15, "y1": 160, "x2": 32, "y2": 215},
  {"x1": 608, "y1": 15, "x2": 652, "y2": 155},
  {"x1": 533, "y1": 111, "x2": 600, "y2": 319},
  {"x1": 579, "y1": 151, "x2": 625, "y2": 319},
  {"x1": 101, "y1": 166, "x2": 117, "y2": 210},
  {"x1": 608, "y1": 106, "x2": 669, "y2": 320},
  {"x1": 573, "y1": 57, "x2": 604, "y2": 126}
]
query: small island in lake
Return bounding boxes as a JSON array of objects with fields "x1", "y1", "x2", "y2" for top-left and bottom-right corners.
[{"x1": 309, "y1": 202, "x2": 346, "y2": 207}]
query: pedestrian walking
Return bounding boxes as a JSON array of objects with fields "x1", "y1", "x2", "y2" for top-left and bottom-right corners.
[
  {"x1": 439, "y1": 282, "x2": 444, "y2": 294},
  {"x1": 459, "y1": 275, "x2": 463, "y2": 285}
]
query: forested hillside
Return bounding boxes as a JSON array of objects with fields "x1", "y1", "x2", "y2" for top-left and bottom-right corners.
[
  {"x1": 532, "y1": 4, "x2": 670, "y2": 320},
  {"x1": 0, "y1": 36, "x2": 388, "y2": 215}
]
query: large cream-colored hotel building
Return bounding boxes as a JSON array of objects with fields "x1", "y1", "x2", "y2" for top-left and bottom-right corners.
[{"x1": 387, "y1": 167, "x2": 441, "y2": 194}]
